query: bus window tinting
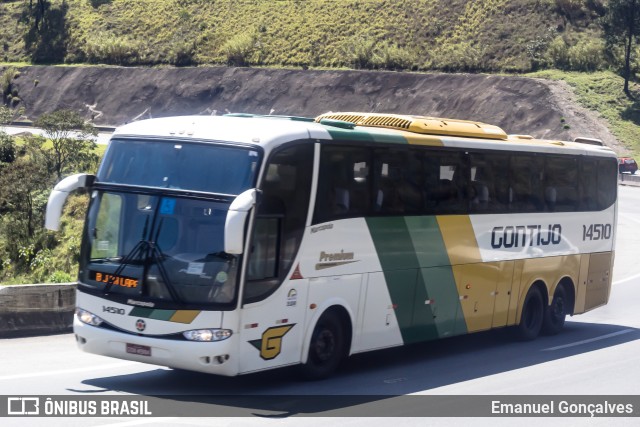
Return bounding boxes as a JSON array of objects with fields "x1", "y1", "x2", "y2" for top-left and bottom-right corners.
[
  {"x1": 99, "y1": 139, "x2": 259, "y2": 195},
  {"x1": 313, "y1": 144, "x2": 617, "y2": 224}
]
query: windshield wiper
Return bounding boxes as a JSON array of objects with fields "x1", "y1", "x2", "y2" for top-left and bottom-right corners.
[
  {"x1": 103, "y1": 216, "x2": 149, "y2": 294},
  {"x1": 147, "y1": 217, "x2": 183, "y2": 303}
]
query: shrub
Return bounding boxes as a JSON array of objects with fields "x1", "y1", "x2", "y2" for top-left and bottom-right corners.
[
  {"x1": 221, "y1": 31, "x2": 261, "y2": 66},
  {"x1": 46, "y1": 271, "x2": 73, "y2": 283},
  {"x1": 85, "y1": 33, "x2": 143, "y2": 65},
  {"x1": 376, "y1": 42, "x2": 417, "y2": 70},
  {"x1": 546, "y1": 36, "x2": 570, "y2": 69},
  {"x1": 1, "y1": 66, "x2": 17, "y2": 98},
  {"x1": 170, "y1": 41, "x2": 197, "y2": 67},
  {"x1": 567, "y1": 38, "x2": 605, "y2": 71},
  {"x1": 426, "y1": 42, "x2": 486, "y2": 72},
  {"x1": 343, "y1": 36, "x2": 379, "y2": 70}
]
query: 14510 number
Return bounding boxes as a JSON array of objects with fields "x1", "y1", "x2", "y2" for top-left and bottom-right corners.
[{"x1": 583, "y1": 223, "x2": 612, "y2": 241}]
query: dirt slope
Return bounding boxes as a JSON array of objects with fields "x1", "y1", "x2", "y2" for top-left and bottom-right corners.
[{"x1": 7, "y1": 66, "x2": 621, "y2": 151}]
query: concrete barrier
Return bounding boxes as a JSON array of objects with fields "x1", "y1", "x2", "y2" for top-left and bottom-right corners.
[
  {"x1": 0, "y1": 283, "x2": 76, "y2": 338},
  {"x1": 619, "y1": 173, "x2": 640, "y2": 187}
]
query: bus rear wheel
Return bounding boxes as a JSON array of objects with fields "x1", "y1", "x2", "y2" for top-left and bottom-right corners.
[
  {"x1": 300, "y1": 310, "x2": 346, "y2": 380},
  {"x1": 542, "y1": 284, "x2": 568, "y2": 335},
  {"x1": 516, "y1": 286, "x2": 544, "y2": 341}
]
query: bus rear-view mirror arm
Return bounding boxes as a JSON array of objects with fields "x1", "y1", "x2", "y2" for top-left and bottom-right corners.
[
  {"x1": 45, "y1": 173, "x2": 96, "y2": 231},
  {"x1": 224, "y1": 188, "x2": 260, "y2": 255}
]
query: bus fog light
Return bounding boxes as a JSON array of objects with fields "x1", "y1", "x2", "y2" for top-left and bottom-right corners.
[
  {"x1": 183, "y1": 329, "x2": 232, "y2": 342},
  {"x1": 76, "y1": 308, "x2": 104, "y2": 326}
]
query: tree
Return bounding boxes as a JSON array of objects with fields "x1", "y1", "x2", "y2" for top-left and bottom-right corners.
[
  {"x1": 604, "y1": 0, "x2": 640, "y2": 97},
  {"x1": 31, "y1": 109, "x2": 98, "y2": 181},
  {"x1": 0, "y1": 106, "x2": 16, "y2": 167},
  {"x1": 0, "y1": 155, "x2": 49, "y2": 240}
]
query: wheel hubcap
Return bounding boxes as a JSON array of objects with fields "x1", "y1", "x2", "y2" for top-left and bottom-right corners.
[{"x1": 314, "y1": 329, "x2": 335, "y2": 362}]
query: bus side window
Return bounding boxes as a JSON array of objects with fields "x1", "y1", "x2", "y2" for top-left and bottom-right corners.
[
  {"x1": 597, "y1": 158, "x2": 617, "y2": 210},
  {"x1": 470, "y1": 152, "x2": 509, "y2": 214},
  {"x1": 244, "y1": 143, "x2": 313, "y2": 303},
  {"x1": 314, "y1": 145, "x2": 371, "y2": 222},
  {"x1": 510, "y1": 155, "x2": 544, "y2": 212},
  {"x1": 544, "y1": 156, "x2": 578, "y2": 212},
  {"x1": 580, "y1": 158, "x2": 598, "y2": 211},
  {"x1": 423, "y1": 150, "x2": 467, "y2": 214}
]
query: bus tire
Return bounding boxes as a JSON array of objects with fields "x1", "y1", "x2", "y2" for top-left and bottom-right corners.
[
  {"x1": 516, "y1": 286, "x2": 544, "y2": 341},
  {"x1": 300, "y1": 310, "x2": 346, "y2": 380},
  {"x1": 542, "y1": 284, "x2": 568, "y2": 335}
]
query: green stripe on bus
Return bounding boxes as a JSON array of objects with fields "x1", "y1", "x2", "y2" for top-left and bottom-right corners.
[
  {"x1": 366, "y1": 217, "x2": 437, "y2": 343},
  {"x1": 324, "y1": 128, "x2": 408, "y2": 144},
  {"x1": 405, "y1": 216, "x2": 467, "y2": 337},
  {"x1": 419, "y1": 266, "x2": 467, "y2": 337},
  {"x1": 367, "y1": 216, "x2": 467, "y2": 343},
  {"x1": 405, "y1": 216, "x2": 450, "y2": 268},
  {"x1": 129, "y1": 307, "x2": 176, "y2": 322},
  {"x1": 129, "y1": 307, "x2": 153, "y2": 318},
  {"x1": 149, "y1": 309, "x2": 176, "y2": 321}
]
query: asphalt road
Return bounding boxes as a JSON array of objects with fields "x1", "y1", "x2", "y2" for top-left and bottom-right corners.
[{"x1": 1, "y1": 186, "x2": 639, "y2": 426}]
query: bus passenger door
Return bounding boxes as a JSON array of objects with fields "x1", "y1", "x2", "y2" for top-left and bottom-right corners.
[
  {"x1": 238, "y1": 280, "x2": 309, "y2": 374},
  {"x1": 236, "y1": 143, "x2": 314, "y2": 374}
]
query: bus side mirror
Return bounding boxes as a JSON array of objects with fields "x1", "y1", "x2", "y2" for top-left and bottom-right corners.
[
  {"x1": 224, "y1": 188, "x2": 259, "y2": 255},
  {"x1": 45, "y1": 173, "x2": 96, "y2": 231}
]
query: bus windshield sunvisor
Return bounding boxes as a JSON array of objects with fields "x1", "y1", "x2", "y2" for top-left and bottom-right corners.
[{"x1": 98, "y1": 139, "x2": 260, "y2": 196}]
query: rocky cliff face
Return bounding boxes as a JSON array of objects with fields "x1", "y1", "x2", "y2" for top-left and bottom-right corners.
[{"x1": 6, "y1": 66, "x2": 620, "y2": 150}]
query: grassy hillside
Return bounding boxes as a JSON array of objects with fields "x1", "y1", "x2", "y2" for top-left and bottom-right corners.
[
  {"x1": 0, "y1": 0, "x2": 615, "y2": 72},
  {"x1": 530, "y1": 70, "x2": 640, "y2": 157}
]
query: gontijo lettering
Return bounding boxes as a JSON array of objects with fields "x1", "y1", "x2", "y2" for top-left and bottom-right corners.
[{"x1": 491, "y1": 224, "x2": 562, "y2": 249}]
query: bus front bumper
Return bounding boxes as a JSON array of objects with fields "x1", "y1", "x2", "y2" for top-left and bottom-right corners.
[{"x1": 74, "y1": 317, "x2": 240, "y2": 376}]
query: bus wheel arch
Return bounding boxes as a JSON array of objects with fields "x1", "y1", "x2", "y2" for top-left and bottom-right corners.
[
  {"x1": 515, "y1": 281, "x2": 547, "y2": 341},
  {"x1": 300, "y1": 305, "x2": 352, "y2": 380},
  {"x1": 542, "y1": 278, "x2": 574, "y2": 335}
]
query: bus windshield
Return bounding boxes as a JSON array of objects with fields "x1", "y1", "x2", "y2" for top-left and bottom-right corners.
[
  {"x1": 79, "y1": 191, "x2": 239, "y2": 307},
  {"x1": 98, "y1": 139, "x2": 260, "y2": 195},
  {"x1": 78, "y1": 140, "x2": 262, "y2": 308}
]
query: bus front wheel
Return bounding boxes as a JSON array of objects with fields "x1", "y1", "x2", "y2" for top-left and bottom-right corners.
[
  {"x1": 300, "y1": 310, "x2": 346, "y2": 380},
  {"x1": 516, "y1": 286, "x2": 544, "y2": 341}
]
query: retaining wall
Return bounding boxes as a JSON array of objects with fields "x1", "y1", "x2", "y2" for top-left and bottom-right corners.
[{"x1": 0, "y1": 283, "x2": 76, "y2": 338}]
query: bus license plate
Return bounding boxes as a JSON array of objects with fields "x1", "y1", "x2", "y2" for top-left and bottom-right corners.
[{"x1": 126, "y1": 343, "x2": 151, "y2": 357}]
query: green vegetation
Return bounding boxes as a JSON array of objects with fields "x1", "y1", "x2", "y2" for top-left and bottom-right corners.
[
  {"x1": 0, "y1": 107, "x2": 99, "y2": 285},
  {"x1": 530, "y1": 70, "x2": 640, "y2": 157},
  {"x1": 0, "y1": 0, "x2": 621, "y2": 72},
  {"x1": 1, "y1": 0, "x2": 640, "y2": 285}
]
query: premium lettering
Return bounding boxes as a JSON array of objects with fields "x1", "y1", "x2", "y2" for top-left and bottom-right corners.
[{"x1": 319, "y1": 250, "x2": 354, "y2": 262}]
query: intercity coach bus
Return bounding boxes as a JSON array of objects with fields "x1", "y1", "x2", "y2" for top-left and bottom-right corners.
[{"x1": 45, "y1": 112, "x2": 617, "y2": 379}]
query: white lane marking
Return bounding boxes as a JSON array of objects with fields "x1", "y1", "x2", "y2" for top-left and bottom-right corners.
[
  {"x1": 0, "y1": 362, "x2": 145, "y2": 381},
  {"x1": 100, "y1": 418, "x2": 178, "y2": 426},
  {"x1": 542, "y1": 329, "x2": 634, "y2": 351},
  {"x1": 614, "y1": 271, "x2": 640, "y2": 286},
  {"x1": 618, "y1": 212, "x2": 640, "y2": 226}
]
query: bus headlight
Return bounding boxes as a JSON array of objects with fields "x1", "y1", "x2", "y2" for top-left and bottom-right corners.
[
  {"x1": 76, "y1": 308, "x2": 104, "y2": 326},
  {"x1": 183, "y1": 329, "x2": 232, "y2": 342}
]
